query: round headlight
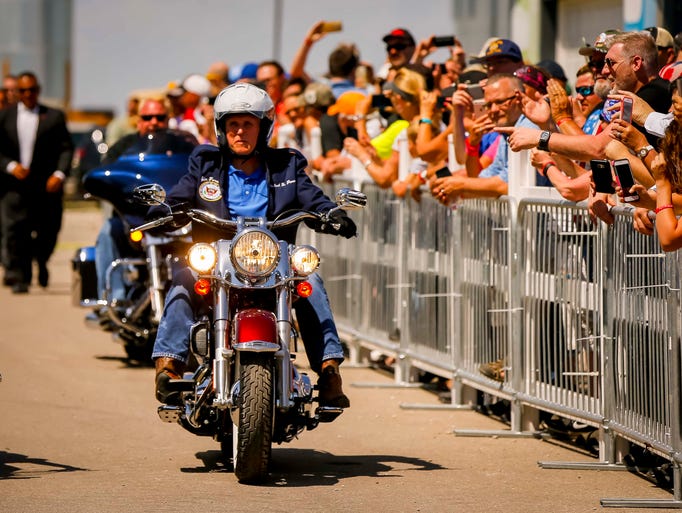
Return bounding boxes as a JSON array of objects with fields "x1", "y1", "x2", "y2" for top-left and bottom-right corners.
[
  {"x1": 187, "y1": 243, "x2": 217, "y2": 273},
  {"x1": 231, "y1": 230, "x2": 280, "y2": 277},
  {"x1": 290, "y1": 245, "x2": 320, "y2": 276}
]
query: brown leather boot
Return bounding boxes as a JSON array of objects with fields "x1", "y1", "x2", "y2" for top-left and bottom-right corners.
[
  {"x1": 154, "y1": 357, "x2": 186, "y2": 404},
  {"x1": 317, "y1": 359, "x2": 350, "y2": 408}
]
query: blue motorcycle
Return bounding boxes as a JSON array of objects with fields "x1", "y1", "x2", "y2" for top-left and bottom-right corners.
[{"x1": 72, "y1": 130, "x2": 197, "y2": 362}]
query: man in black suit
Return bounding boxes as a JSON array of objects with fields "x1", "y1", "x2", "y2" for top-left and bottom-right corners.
[{"x1": 0, "y1": 71, "x2": 73, "y2": 293}]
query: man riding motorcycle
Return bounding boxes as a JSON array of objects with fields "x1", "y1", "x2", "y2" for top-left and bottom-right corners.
[
  {"x1": 151, "y1": 82, "x2": 356, "y2": 408},
  {"x1": 92, "y1": 98, "x2": 197, "y2": 312}
]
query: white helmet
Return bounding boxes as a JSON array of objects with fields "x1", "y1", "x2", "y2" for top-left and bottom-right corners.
[{"x1": 213, "y1": 83, "x2": 275, "y2": 150}]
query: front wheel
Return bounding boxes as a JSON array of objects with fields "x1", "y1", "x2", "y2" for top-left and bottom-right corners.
[{"x1": 234, "y1": 353, "x2": 274, "y2": 483}]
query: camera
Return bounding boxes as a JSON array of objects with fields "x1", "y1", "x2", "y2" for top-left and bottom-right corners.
[{"x1": 432, "y1": 35, "x2": 456, "y2": 48}]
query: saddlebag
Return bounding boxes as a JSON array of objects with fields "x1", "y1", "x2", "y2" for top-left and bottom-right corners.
[{"x1": 72, "y1": 246, "x2": 99, "y2": 307}]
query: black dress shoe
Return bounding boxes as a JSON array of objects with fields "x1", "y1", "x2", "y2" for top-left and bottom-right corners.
[
  {"x1": 38, "y1": 264, "x2": 49, "y2": 288},
  {"x1": 3, "y1": 272, "x2": 19, "y2": 287},
  {"x1": 12, "y1": 282, "x2": 29, "y2": 294}
]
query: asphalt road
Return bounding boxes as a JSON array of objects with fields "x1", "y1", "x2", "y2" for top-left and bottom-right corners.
[{"x1": 0, "y1": 207, "x2": 678, "y2": 513}]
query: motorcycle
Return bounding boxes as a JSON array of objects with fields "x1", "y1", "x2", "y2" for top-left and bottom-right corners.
[
  {"x1": 71, "y1": 130, "x2": 198, "y2": 362},
  {"x1": 132, "y1": 183, "x2": 366, "y2": 483}
]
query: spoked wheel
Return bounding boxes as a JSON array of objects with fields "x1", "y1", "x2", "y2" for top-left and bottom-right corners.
[{"x1": 233, "y1": 353, "x2": 274, "y2": 483}]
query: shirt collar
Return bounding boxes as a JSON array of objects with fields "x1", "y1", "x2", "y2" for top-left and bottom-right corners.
[{"x1": 18, "y1": 102, "x2": 39, "y2": 114}]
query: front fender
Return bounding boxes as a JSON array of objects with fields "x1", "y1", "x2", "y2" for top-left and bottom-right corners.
[{"x1": 233, "y1": 309, "x2": 279, "y2": 352}]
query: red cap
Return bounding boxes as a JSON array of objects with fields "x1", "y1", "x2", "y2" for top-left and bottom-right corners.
[{"x1": 382, "y1": 28, "x2": 416, "y2": 46}]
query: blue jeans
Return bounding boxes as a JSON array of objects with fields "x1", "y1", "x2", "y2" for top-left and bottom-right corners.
[
  {"x1": 95, "y1": 217, "x2": 128, "y2": 302},
  {"x1": 152, "y1": 269, "x2": 344, "y2": 374}
]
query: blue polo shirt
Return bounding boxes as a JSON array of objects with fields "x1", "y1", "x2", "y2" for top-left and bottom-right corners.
[{"x1": 227, "y1": 164, "x2": 269, "y2": 218}]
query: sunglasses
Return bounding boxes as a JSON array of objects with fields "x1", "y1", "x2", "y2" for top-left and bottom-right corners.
[
  {"x1": 140, "y1": 114, "x2": 167, "y2": 121},
  {"x1": 604, "y1": 57, "x2": 623, "y2": 69},
  {"x1": 18, "y1": 86, "x2": 38, "y2": 94},
  {"x1": 575, "y1": 86, "x2": 594, "y2": 96},
  {"x1": 386, "y1": 43, "x2": 409, "y2": 52}
]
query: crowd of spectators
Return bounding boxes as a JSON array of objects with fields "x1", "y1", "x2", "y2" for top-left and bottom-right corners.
[
  {"x1": 201, "y1": 20, "x2": 680, "y2": 257},
  {"x1": 3, "y1": 21, "x2": 682, "y2": 285}
]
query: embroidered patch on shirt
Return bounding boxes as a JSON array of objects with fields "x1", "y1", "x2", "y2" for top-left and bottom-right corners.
[{"x1": 199, "y1": 178, "x2": 222, "y2": 201}]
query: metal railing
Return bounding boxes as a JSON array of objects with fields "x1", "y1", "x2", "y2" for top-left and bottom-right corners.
[{"x1": 300, "y1": 179, "x2": 682, "y2": 507}]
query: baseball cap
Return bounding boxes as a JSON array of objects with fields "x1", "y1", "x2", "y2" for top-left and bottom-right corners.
[
  {"x1": 382, "y1": 28, "x2": 416, "y2": 47},
  {"x1": 659, "y1": 61, "x2": 682, "y2": 82},
  {"x1": 536, "y1": 59, "x2": 568, "y2": 82},
  {"x1": 166, "y1": 80, "x2": 184, "y2": 98},
  {"x1": 302, "y1": 82, "x2": 334, "y2": 110},
  {"x1": 471, "y1": 38, "x2": 522, "y2": 63},
  {"x1": 578, "y1": 30, "x2": 621, "y2": 56},
  {"x1": 644, "y1": 26, "x2": 675, "y2": 48},
  {"x1": 181, "y1": 74, "x2": 211, "y2": 97},
  {"x1": 327, "y1": 91, "x2": 366, "y2": 116}
]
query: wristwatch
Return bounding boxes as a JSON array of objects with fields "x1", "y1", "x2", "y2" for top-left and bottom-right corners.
[
  {"x1": 636, "y1": 145, "x2": 654, "y2": 158},
  {"x1": 537, "y1": 131, "x2": 551, "y2": 151}
]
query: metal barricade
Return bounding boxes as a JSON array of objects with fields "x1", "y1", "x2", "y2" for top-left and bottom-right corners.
[
  {"x1": 516, "y1": 199, "x2": 603, "y2": 424},
  {"x1": 604, "y1": 207, "x2": 677, "y2": 456},
  {"x1": 305, "y1": 176, "x2": 682, "y2": 504}
]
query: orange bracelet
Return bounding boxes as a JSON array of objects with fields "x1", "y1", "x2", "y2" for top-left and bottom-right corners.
[
  {"x1": 555, "y1": 116, "x2": 572, "y2": 126},
  {"x1": 654, "y1": 204, "x2": 674, "y2": 214}
]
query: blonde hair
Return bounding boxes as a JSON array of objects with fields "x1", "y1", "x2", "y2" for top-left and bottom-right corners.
[{"x1": 391, "y1": 68, "x2": 426, "y2": 104}]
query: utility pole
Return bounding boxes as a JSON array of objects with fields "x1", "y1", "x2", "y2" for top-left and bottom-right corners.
[{"x1": 272, "y1": 0, "x2": 283, "y2": 61}]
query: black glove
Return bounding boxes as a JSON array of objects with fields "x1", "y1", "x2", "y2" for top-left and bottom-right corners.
[{"x1": 319, "y1": 210, "x2": 357, "y2": 239}]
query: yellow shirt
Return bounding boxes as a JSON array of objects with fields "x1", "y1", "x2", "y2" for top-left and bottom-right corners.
[{"x1": 371, "y1": 119, "x2": 409, "y2": 160}]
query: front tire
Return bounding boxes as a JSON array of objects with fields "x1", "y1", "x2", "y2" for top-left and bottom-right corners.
[{"x1": 234, "y1": 353, "x2": 274, "y2": 483}]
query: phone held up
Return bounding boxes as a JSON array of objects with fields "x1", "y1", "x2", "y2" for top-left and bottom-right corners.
[
  {"x1": 590, "y1": 159, "x2": 615, "y2": 194},
  {"x1": 320, "y1": 21, "x2": 343, "y2": 33},
  {"x1": 620, "y1": 97, "x2": 633, "y2": 123},
  {"x1": 432, "y1": 35, "x2": 456, "y2": 47},
  {"x1": 612, "y1": 158, "x2": 640, "y2": 202},
  {"x1": 435, "y1": 166, "x2": 452, "y2": 179},
  {"x1": 370, "y1": 94, "x2": 392, "y2": 109}
]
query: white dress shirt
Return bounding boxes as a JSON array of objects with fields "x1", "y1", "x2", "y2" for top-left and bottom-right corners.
[{"x1": 17, "y1": 102, "x2": 39, "y2": 168}]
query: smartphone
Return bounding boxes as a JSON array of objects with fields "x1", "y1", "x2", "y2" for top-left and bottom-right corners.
[
  {"x1": 436, "y1": 96, "x2": 446, "y2": 109},
  {"x1": 621, "y1": 97, "x2": 633, "y2": 123},
  {"x1": 590, "y1": 159, "x2": 615, "y2": 194},
  {"x1": 435, "y1": 166, "x2": 452, "y2": 178},
  {"x1": 676, "y1": 77, "x2": 682, "y2": 96},
  {"x1": 472, "y1": 99, "x2": 485, "y2": 118},
  {"x1": 371, "y1": 94, "x2": 392, "y2": 109},
  {"x1": 432, "y1": 35, "x2": 456, "y2": 47},
  {"x1": 612, "y1": 158, "x2": 640, "y2": 202},
  {"x1": 320, "y1": 21, "x2": 343, "y2": 33},
  {"x1": 441, "y1": 85, "x2": 457, "y2": 98},
  {"x1": 466, "y1": 84, "x2": 484, "y2": 100}
]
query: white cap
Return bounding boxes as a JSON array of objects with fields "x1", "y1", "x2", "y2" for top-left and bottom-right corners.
[{"x1": 182, "y1": 74, "x2": 211, "y2": 97}]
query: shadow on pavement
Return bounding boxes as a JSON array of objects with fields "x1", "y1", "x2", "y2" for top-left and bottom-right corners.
[
  {"x1": 182, "y1": 448, "x2": 446, "y2": 486},
  {"x1": 0, "y1": 451, "x2": 88, "y2": 480}
]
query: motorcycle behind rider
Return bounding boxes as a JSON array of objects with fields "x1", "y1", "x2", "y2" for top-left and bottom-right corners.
[
  {"x1": 150, "y1": 83, "x2": 356, "y2": 408},
  {"x1": 91, "y1": 97, "x2": 197, "y2": 319}
]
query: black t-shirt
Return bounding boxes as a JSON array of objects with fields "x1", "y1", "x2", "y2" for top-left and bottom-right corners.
[
  {"x1": 320, "y1": 114, "x2": 357, "y2": 155},
  {"x1": 636, "y1": 78, "x2": 672, "y2": 146}
]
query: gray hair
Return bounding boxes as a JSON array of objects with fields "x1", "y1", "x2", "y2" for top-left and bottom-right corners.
[{"x1": 608, "y1": 32, "x2": 658, "y2": 77}]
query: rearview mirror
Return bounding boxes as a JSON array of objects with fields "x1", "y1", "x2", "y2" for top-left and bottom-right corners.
[
  {"x1": 335, "y1": 188, "x2": 367, "y2": 210},
  {"x1": 133, "y1": 184, "x2": 167, "y2": 206}
]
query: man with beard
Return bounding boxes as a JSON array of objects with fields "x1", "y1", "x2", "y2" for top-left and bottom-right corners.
[{"x1": 501, "y1": 32, "x2": 672, "y2": 223}]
